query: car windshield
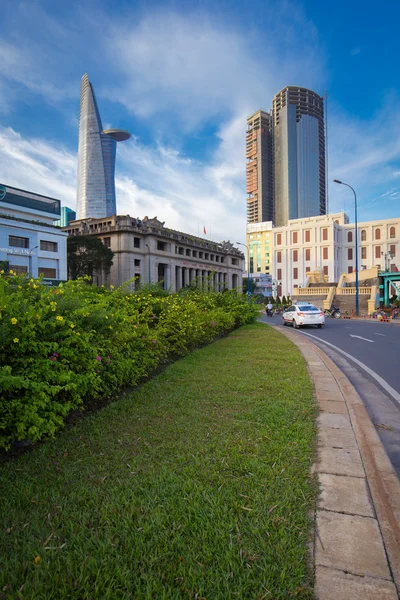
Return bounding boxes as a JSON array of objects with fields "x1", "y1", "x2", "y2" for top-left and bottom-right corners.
[{"x1": 298, "y1": 306, "x2": 319, "y2": 312}]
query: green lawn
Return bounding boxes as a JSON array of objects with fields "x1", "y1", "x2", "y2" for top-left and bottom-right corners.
[{"x1": 0, "y1": 323, "x2": 317, "y2": 600}]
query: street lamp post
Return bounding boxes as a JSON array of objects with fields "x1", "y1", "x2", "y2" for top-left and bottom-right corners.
[
  {"x1": 145, "y1": 243, "x2": 151, "y2": 283},
  {"x1": 333, "y1": 179, "x2": 359, "y2": 316},
  {"x1": 29, "y1": 245, "x2": 39, "y2": 277},
  {"x1": 236, "y1": 242, "x2": 251, "y2": 297}
]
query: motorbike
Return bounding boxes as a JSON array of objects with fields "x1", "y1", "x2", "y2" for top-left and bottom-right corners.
[
  {"x1": 265, "y1": 307, "x2": 274, "y2": 317},
  {"x1": 324, "y1": 305, "x2": 341, "y2": 319}
]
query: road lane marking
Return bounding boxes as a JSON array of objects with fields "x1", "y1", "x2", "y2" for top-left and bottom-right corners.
[
  {"x1": 345, "y1": 327, "x2": 352, "y2": 329},
  {"x1": 298, "y1": 331, "x2": 400, "y2": 407},
  {"x1": 374, "y1": 333, "x2": 386, "y2": 336},
  {"x1": 349, "y1": 334, "x2": 374, "y2": 343}
]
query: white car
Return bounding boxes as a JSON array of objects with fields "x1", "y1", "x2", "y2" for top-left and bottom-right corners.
[{"x1": 282, "y1": 303, "x2": 325, "y2": 329}]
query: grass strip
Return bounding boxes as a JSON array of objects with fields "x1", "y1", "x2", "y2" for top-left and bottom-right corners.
[{"x1": 0, "y1": 323, "x2": 317, "y2": 599}]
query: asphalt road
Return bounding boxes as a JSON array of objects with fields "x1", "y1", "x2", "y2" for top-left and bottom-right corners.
[{"x1": 260, "y1": 313, "x2": 400, "y2": 477}]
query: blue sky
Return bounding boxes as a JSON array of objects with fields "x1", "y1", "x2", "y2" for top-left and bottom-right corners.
[{"x1": 0, "y1": 0, "x2": 399, "y2": 243}]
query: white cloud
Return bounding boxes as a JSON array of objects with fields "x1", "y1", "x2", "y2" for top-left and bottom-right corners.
[{"x1": 350, "y1": 47, "x2": 361, "y2": 56}]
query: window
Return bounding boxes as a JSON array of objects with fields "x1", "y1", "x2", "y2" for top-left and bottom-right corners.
[
  {"x1": 390, "y1": 226, "x2": 396, "y2": 239},
  {"x1": 277, "y1": 233, "x2": 282, "y2": 245},
  {"x1": 9, "y1": 265, "x2": 28, "y2": 275},
  {"x1": 305, "y1": 230, "x2": 310, "y2": 243},
  {"x1": 134, "y1": 237, "x2": 140, "y2": 248},
  {"x1": 347, "y1": 231, "x2": 353, "y2": 243},
  {"x1": 38, "y1": 267, "x2": 56, "y2": 279},
  {"x1": 277, "y1": 268, "x2": 282, "y2": 280},
  {"x1": 375, "y1": 246, "x2": 381, "y2": 259},
  {"x1": 231, "y1": 257, "x2": 239, "y2": 266},
  {"x1": 361, "y1": 230, "x2": 367, "y2": 241},
  {"x1": 306, "y1": 267, "x2": 310, "y2": 273},
  {"x1": 186, "y1": 249, "x2": 191, "y2": 257},
  {"x1": 361, "y1": 247, "x2": 367, "y2": 259},
  {"x1": 9, "y1": 235, "x2": 29, "y2": 248},
  {"x1": 277, "y1": 251, "x2": 282, "y2": 263},
  {"x1": 157, "y1": 241, "x2": 167, "y2": 251},
  {"x1": 322, "y1": 228, "x2": 328, "y2": 241},
  {"x1": 323, "y1": 247, "x2": 328, "y2": 260},
  {"x1": 348, "y1": 248, "x2": 353, "y2": 260},
  {"x1": 391, "y1": 264, "x2": 397, "y2": 272},
  {"x1": 293, "y1": 250, "x2": 298, "y2": 262},
  {"x1": 348, "y1": 266, "x2": 353, "y2": 274},
  {"x1": 305, "y1": 248, "x2": 310, "y2": 261},
  {"x1": 215, "y1": 255, "x2": 219, "y2": 262},
  {"x1": 293, "y1": 232, "x2": 298, "y2": 244},
  {"x1": 375, "y1": 228, "x2": 381, "y2": 240},
  {"x1": 134, "y1": 259, "x2": 140, "y2": 267},
  {"x1": 323, "y1": 266, "x2": 328, "y2": 276},
  {"x1": 220, "y1": 257, "x2": 224, "y2": 264},
  {"x1": 178, "y1": 247, "x2": 184, "y2": 255},
  {"x1": 293, "y1": 268, "x2": 298, "y2": 279},
  {"x1": 40, "y1": 240, "x2": 58, "y2": 252},
  {"x1": 390, "y1": 245, "x2": 396, "y2": 257},
  {"x1": 199, "y1": 252, "x2": 203, "y2": 259},
  {"x1": 103, "y1": 237, "x2": 111, "y2": 248},
  {"x1": 205, "y1": 253, "x2": 209, "y2": 260},
  {"x1": 192, "y1": 250, "x2": 197, "y2": 258}
]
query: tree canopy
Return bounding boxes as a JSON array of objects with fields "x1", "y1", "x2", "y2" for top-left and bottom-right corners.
[{"x1": 67, "y1": 236, "x2": 114, "y2": 281}]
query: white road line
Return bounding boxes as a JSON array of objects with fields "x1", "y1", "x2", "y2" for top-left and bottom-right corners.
[
  {"x1": 374, "y1": 333, "x2": 386, "y2": 336},
  {"x1": 349, "y1": 334, "x2": 374, "y2": 343},
  {"x1": 298, "y1": 331, "x2": 400, "y2": 407},
  {"x1": 345, "y1": 327, "x2": 352, "y2": 329}
]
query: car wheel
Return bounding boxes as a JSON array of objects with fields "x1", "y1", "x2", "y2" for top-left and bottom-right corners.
[
  {"x1": 283, "y1": 319, "x2": 287, "y2": 326},
  {"x1": 293, "y1": 320, "x2": 298, "y2": 328},
  {"x1": 317, "y1": 324, "x2": 322, "y2": 329}
]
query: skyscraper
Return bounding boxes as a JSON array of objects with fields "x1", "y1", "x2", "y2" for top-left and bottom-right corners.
[
  {"x1": 246, "y1": 110, "x2": 274, "y2": 224},
  {"x1": 273, "y1": 86, "x2": 326, "y2": 226},
  {"x1": 76, "y1": 74, "x2": 130, "y2": 220}
]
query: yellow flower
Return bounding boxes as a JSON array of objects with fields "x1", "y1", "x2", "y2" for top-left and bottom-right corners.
[
  {"x1": 56, "y1": 316, "x2": 64, "y2": 321},
  {"x1": 13, "y1": 338, "x2": 19, "y2": 343},
  {"x1": 36, "y1": 314, "x2": 41, "y2": 319},
  {"x1": 70, "y1": 323, "x2": 75, "y2": 329},
  {"x1": 34, "y1": 556, "x2": 41, "y2": 565},
  {"x1": 0, "y1": 269, "x2": 4, "y2": 274},
  {"x1": 18, "y1": 285, "x2": 22, "y2": 289},
  {"x1": 33, "y1": 284, "x2": 38, "y2": 289},
  {"x1": 11, "y1": 318, "x2": 17, "y2": 325},
  {"x1": 110, "y1": 285, "x2": 115, "y2": 289}
]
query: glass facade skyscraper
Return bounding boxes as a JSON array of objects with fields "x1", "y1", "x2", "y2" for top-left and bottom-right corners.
[
  {"x1": 76, "y1": 74, "x2": 130, "y2": 220},
  {"x1": 273, "y1": 87, "x2": 326, "y2": 227}
]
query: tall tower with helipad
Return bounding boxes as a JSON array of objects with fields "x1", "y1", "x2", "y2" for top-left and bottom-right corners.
[{"x1": 76, "y1": 73, "x2": 130, "y2": 219}]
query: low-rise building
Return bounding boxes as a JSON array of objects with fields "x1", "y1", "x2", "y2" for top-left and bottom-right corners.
[
  {"x1": 247, "y1": 212, "x2": 399, "y2": 297},
  {"x1": 0, "y1": 183, "x2": 67, "y2": 282},
  {"x1": 63, "y1": 215, "x2": 244, "y2": 291}
]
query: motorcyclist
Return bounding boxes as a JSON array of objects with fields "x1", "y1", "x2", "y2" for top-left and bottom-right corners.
[{"x1": 266, "y1": 301, "x2": 273, "y2": 317}]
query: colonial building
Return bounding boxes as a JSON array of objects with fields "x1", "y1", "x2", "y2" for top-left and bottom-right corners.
[
  {"x1": 246, "y1": 212, "x2": 399, "y2": 298},
  {"x1": 64, "y1": 215, "x2": 244, "y2": 291},
  {"x1": 0, "y1": 183, "x2": 67, "y2": 282}
]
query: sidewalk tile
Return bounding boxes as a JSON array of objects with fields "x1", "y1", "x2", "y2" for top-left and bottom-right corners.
[
  {"x1": 317, "y1": 445, "x2": 365, "y2": 477},
  {"x1": 319, "y1": 401, "x2": 348, "y2": 414},
  {"x1": 318, "y1": 473, "x2": 374, "y2": 517},
  {"x1": 318, "y1": 413, "x2": 352, "y2": 430},
  {"x1": 315, "y1": 566, "x2": 398, "y2": 600},
  {"x1": 316, "y1": 511, "x2": 391, "y2": 579},
  {"x1": 318, "y1": 428, "x2": 358, "y2": 449}
]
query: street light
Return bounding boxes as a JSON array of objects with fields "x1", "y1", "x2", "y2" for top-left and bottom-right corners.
[
  {"x1": 236, "y1": 242, "x2": 251, "y2": 297},
  {"x1": 29, "y1": 245, "x2": 39, "y2": 277},
  {"x1": 145, "y1": 243, "x2": 151, "y2": 283},
  {"x1": 333, "y1": 179, "x2": 359, "y2": 316}
]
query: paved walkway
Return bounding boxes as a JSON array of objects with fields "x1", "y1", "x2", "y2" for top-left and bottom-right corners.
[{"x1": 276, "y1": 326, "x2": 400, "y2": 600}]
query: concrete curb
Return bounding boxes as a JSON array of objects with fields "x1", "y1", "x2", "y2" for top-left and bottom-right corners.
[{"x1": 274, "y1": 326, "x2": 400, "y2": 600}]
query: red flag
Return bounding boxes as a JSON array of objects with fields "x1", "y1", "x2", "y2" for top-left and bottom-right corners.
[{"x1": 203, "y1": 226, "x2": 207, "y2": 234}]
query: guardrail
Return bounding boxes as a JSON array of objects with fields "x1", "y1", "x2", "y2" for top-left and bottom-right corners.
[
  {"x1": 296, "y1": 287, "x2": 331, "y2": 296},
  {"x1": 337, "y1": 287, "x2": 372, "y2": 295}
]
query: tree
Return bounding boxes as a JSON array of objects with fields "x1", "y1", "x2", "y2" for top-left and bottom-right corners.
[
  {"x1": 242, "y1": 277, "x2": 256, "y2": 294},
  {"x1": 67, "y1": 236, "x2": 114, "y2": 281},
  {"x1": 282, "y1": 295, "x2": 287, "y2": 305}
]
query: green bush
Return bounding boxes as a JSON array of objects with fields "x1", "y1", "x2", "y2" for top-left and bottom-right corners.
[{"x1": 0, "y1": 272, "x2": 257, "y2": 449}]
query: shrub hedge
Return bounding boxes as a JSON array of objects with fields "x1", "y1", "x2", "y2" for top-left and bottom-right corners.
[{"x1": 0, "y1": 273, "x2": 257, "y2": 449}]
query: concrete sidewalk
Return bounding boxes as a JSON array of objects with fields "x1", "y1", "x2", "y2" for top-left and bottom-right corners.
[{"x1": 277, "y1": 327, "x2": 400, "y2": 600}]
